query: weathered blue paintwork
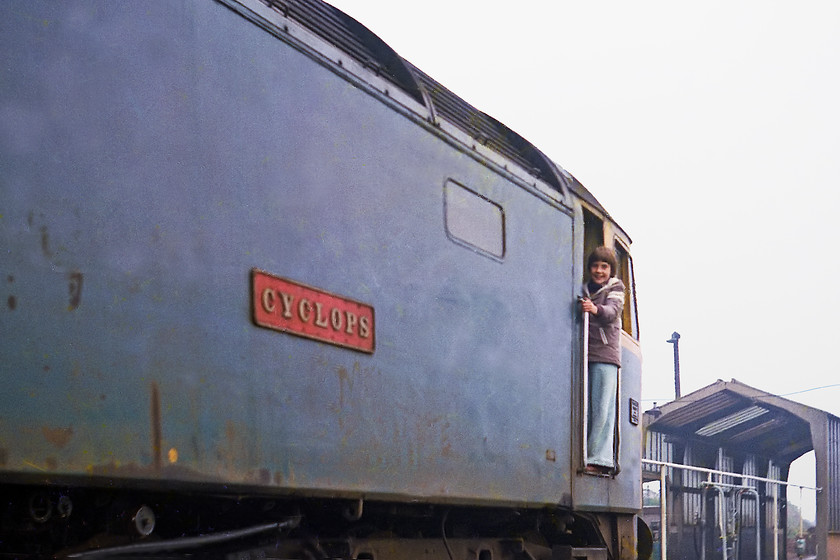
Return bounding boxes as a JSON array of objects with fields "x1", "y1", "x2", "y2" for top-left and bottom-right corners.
[{"x1": 0, "y1": 0, "x2": 641, "y2": 520}]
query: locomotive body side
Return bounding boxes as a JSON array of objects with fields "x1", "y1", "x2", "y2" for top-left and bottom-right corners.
[{"x1": 0, "y1": 0, "x2": 645, "y2": 557}]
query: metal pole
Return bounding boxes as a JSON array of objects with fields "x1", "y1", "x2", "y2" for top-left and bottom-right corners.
[
  {"x1": 719, "y1": 485, "x2": 728, "y2": 560},
  {"x1": 661, "y1": 467, "x2": 668, "y2": 560},
  {"x1": 701, "y1": 473, "x2": 713, "y2": 560},
  {"x1": 582, "y1": 310, "x2": 589, "y2": 467},
  {"x1": 799, "y1": 486, "x2": 804, "y2": 538},
  {"x1": 666, "y1": 332, "x2": 681, "y2": 399},
  {"x1": 701, "y1": 478, "x2": 708, "y2": 560},
  {"x1": 773, "y1": 483, "x2": 779, "y2": 560}
]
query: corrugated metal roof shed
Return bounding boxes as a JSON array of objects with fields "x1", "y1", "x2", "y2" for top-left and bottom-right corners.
[{"x1": 647, "y1": 379, "x2": 814, "y2": 463}]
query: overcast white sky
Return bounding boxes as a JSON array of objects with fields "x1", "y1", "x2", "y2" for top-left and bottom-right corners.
[{"x1": 326, "y1": 0, "x2": 840, "y2": 515}]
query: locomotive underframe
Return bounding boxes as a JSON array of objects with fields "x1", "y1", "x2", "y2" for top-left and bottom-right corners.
[{"x1": 1, "y1": 480, "x2": 624, "y2": 560}]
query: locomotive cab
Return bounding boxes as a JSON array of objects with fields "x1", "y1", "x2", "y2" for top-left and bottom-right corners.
[{"x1": 570, "y1": 196, "x2": 646, "y2": 557}]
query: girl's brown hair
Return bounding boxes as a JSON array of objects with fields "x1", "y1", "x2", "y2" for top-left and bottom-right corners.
[{"x1": 587, "y1": 246, "x2": 617, "y2": 277}]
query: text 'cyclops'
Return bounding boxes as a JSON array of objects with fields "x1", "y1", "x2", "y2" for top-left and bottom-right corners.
[{"x1": 251, "y1": 269, "x2": 375, "y2": 353}]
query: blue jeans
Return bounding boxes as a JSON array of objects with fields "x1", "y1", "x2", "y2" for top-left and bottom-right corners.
[{"x1": 587, "y1": 362, "x2": 618, "y2": 467}]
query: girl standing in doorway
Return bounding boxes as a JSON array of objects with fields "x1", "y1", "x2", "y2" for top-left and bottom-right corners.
[{"x1": 580, "y1": 246, "x2": 625, "y2": 474}]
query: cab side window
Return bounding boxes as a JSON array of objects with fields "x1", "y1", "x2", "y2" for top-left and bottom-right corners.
[
  {"x1": 582, "y1": 208, "x2": 603, "y2": 279},
  {"x1": 614, "y1": 243, "x2": 639, "y2": 339}
]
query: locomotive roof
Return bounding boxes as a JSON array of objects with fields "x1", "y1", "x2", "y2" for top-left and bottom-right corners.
[{"x1": 260, "y1": 0, "x2": 614, "y2": 220}]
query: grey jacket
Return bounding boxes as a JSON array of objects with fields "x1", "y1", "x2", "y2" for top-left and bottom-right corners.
[{"x1": 583, "y1": 277, "x2": 625, "y2": 367}]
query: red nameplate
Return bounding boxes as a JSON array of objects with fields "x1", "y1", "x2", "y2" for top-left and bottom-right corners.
[{"x1": 251, "y1": 270, "x2": 375, "y2": 354}]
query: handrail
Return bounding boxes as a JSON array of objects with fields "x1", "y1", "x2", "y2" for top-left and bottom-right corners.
[
  {"x1": 642, "y1": 459, "x2": 820, "y2": 560},
  {"x1": 641, "y1": 459, "x2": 821, "y2": 491},
  {"x1": 700, "y1": 484, "x2": 727, "y2": 560},
  {"x1": 735, "y1": 487, "x2": 761, "y2": 560},
  {"x1": 581, "y1": 310, "x2": 589, "y2": 469}
]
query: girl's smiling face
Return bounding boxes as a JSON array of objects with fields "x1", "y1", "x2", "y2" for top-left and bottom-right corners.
[{"x1": 589, "y1": 261, "x2": 611, "y2": 285}]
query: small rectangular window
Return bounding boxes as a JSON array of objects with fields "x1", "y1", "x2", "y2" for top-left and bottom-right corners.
[{"x1": 444, "y1": 180, "x2": 504, "y2": 259}]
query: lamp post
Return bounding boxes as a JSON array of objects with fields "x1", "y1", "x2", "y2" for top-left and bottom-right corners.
[{"x1": 666, "y1": 332, "x2": 681, "y2": 399}]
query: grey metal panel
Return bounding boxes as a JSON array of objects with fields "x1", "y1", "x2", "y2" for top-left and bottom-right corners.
[
  {"x1": 828, "y1": 416, "x2": 840, "y2": 531},
  {"x1": 233, "y1": 0, "x2": 568, "y2": 194},
  {"x1": 409, "y1": 63, "x2": 567, "y2": 194},
  {"x1": 256, "y1": 0, "x2": 426, "y2": 104},
  {"x1": 741, "y1": 455, "x2": 759, "y2": 526},
  {"x1": 0, "y1": 0, "x2": 577, "y2": 506},
  {"x1": 643, "y1": 427, "x2": 673, "y2": 477}
]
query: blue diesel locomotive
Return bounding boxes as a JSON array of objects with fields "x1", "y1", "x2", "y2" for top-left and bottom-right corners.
[{"x1": 0, "y1": 0, "x2": 645, "y2": 558}]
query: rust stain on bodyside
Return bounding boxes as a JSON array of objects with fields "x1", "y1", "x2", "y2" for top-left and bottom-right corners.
[
  {"x1": 5, "y1": 275, "x2": 15, "y2": 310},
  {"x1": 67, "y1": 271, "x2": 83, "y2": 310},
  {"x1": 39, "y1": 225, "x2": 52, "y2": 258},
  {"x1": 150, "y1": 382, "x2": 162, "y2": 472},
  {"x1": 41, "y1": 426, "x2": 74, "y2": 448}
]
